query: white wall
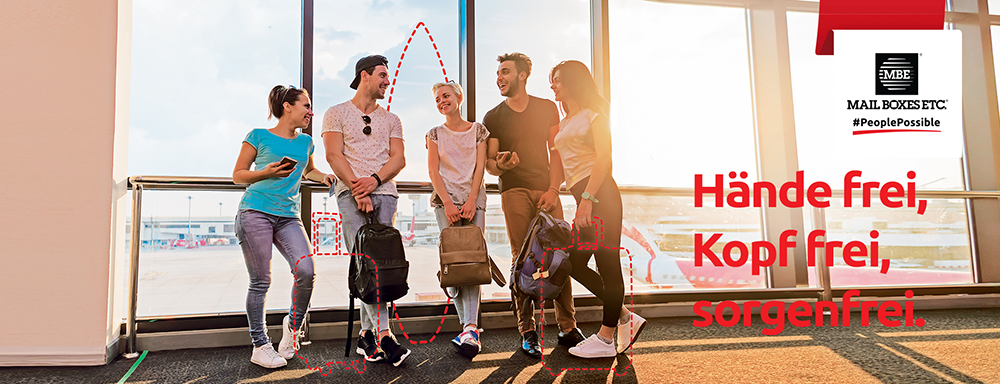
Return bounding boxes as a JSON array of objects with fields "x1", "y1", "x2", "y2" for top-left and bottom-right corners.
[{"x1": 0, "y1": 0, "x2": 129, "y2": 366}]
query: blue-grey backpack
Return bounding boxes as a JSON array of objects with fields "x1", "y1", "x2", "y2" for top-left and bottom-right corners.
[{"x1": 510, "y1": 210, "x2": 573, "y2": 301}]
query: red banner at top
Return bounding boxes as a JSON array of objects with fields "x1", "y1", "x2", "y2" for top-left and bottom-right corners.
[{"x1": 816, "y1": 0, "x2": 946, "y2": 55}]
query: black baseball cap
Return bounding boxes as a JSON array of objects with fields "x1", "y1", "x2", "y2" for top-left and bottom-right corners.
[{"x1": 350, "y1": 55, "x2": 389, "y2": 90}]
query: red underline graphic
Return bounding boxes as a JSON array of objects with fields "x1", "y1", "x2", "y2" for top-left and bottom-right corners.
[{"x1": 853, "y1": 129, "x2": 941, "y2": 135}]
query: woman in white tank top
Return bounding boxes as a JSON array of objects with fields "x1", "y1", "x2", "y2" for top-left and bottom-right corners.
[
  {"x1": 548, "y1": 60, "x2": 647, "y2": 358},
  {"x1": 426, "y1": 81, "x2": 489, "y2": 358}
]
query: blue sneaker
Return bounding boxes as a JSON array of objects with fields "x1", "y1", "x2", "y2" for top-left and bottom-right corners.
[{"x1": 452, "y1": 329, "x2": 481, "y2": 358}]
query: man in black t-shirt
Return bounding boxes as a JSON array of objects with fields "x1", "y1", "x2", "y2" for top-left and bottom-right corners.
[{"x1": 483, "y1": 52, "x2": 583, "y2": 359}]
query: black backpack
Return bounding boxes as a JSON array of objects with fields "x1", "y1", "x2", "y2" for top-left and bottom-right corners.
[
  {"x1": 345, "y1": 212, "x2": 409, "y2": 357},
  {"x1": 348, "y1": 212, "x2": 409, "y2": 303}
]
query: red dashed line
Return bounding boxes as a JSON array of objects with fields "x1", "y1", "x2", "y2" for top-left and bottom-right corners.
[
  {"x1": 538, "y1": 215, "x2": 636, "y2": 377},
  {"x1": 289, "y1": 253, "x2": 371, "y2": 375},
  {"x1": 391, "y1": 301, "x2": 451, "y2": 345},
  {"x1": 311, "y1": 212, "x2": 343, "y2": 256},
  {"x1": 386, "y1": 21, "x2": 450, "y2": 112}
]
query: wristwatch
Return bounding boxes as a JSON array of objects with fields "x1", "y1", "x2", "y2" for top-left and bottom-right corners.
[{"x1": 581, "y1": 192, "x2": 600, "y2": 204}]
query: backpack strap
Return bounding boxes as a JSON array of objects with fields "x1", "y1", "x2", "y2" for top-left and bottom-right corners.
[
  {"x1": 488, "y1": 255, "x2": 506, "y2": 287},
  {"x1": 513, "y1": 214, "x2": 542, "y2": 271},
  {"x1": 345, "y1": 277, "x2": 355, "y2": 358}
]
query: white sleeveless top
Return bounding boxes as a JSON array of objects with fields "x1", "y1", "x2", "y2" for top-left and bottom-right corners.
[
  {"x1": 554, "y1": 109, "x2": 600, "y2": 189},
  {"x1": 425, "y1": 122, "x2": 490, "y2": 209}
]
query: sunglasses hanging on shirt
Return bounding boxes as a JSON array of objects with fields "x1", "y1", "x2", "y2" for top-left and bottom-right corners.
[{"x1": 361, "y1": 115, "x2": 372, "y2": 135}]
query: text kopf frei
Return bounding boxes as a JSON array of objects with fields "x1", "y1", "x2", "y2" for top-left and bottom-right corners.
[
  {"x1": 692, "y1": 170, "x2": 929, "y2": 276},
  {"x1": 690, "y1": 170, "x2": 931, "y2": 334}
]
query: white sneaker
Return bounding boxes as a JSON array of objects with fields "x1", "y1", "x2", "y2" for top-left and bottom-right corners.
[
  {"x1": 568, "y1": 334, "x2": 616, "y2": 358},
  {"x1": 616, "y1": 312, "x2": 647, "y2": 354},
  {"x1": 278, "y1": 315, "x2": 304, "y2": 359},
  {"x1": 251, "y1": 343, "x2": 287, "y2": 368}
]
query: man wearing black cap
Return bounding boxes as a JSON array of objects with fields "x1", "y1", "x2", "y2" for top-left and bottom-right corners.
[
  {"x1": 322, "y1": 54, "x2": 410, "y2": 366},
  {"x1": 483, "y1": 52, "x2": 584, "y2": 359}
]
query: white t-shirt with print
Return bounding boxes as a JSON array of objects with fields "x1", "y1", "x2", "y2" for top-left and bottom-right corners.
[
  {"x1": 426, "y1": 122, "x2": 489, "y2": 210},
  {"x1": 322, "y1": 101, "x2": 404, "y2": 198}
]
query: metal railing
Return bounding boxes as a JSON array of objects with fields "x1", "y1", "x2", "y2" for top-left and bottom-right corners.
[{"x1": 121, "y1": 175, "x2": 1000, "y2": 357}]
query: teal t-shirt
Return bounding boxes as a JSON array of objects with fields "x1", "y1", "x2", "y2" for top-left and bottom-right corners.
[{"x1": 238, "y1": 128, "x2": 314, "y2": 217}]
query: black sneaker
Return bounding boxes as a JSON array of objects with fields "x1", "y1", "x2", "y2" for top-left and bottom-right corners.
[
  {"x1": 356, "y1": 331, "x2": 384, "y2": 362},
  {"x1": 521, "y1": 330, "x2": 542, "y2": 359},
  {"x1": 380, "y1": 335, "x2": 411, "y2": 367},
  {"x1": 558, "y1": 327, "x2": 586, "y2": 347}
]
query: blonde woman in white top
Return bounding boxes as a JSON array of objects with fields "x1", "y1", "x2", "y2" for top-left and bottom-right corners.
[
  {"x1": 426, "y1": 81, "x2": 489, "y2": 358},
  {"x1": 548, "y1": 60, "x2": 646, "y2": 358}
]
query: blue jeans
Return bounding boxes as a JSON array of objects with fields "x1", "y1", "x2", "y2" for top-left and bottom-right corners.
[
  {"x1": 338, "y1": 192, "x2": 398, "y2": 333},
  {"x1": 434, "y1": 206, "x2": 485, "y2": 327},
  {"x1": 236, "y1": 209, "x2": 315, "y2": 347}
]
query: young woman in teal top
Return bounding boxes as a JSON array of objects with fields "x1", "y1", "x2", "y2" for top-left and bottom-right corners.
[{"x1": 232, "y1": 85, "x2": 334, "y2": 369}]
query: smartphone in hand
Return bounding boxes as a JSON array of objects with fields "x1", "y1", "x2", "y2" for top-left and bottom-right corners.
[
  {"x1": 496, "y1": 151, "x2": 511, "y2": 162},
  {"x1": 279, "y1": 156, "x2": 298, "y2": 170}
]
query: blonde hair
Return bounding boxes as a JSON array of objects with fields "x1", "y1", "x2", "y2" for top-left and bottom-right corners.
[{"x1": 432, "y1": 82, "x2": 464, "y2": 105}]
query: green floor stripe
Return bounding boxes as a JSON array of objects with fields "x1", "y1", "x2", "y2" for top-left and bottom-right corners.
[{"x1": 117, "y1": 350, "x2": 148, "y2": 384}]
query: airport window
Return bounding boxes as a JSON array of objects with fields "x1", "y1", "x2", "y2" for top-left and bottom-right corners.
[
  {"x1": 473, "y1": 0, "x2": 592, "y2": 104},
  {"x1": 312, "y1": 0, "x2": 460, "y2": 184},
  {"x1": 609, "y1": 0, "x2": 758, "y2": 188},
  {"x1": 788, "y1": 12, "x2": 974, "y2": 287},
  {"x1": 990, "y1": 0, "x2": 1000, "y2": 15},
  {"x1": 121, "y1": 2, "x2": 998, "y2": 322},
  {"x1": 130, "y1": 191, "x2": 246, "y2": 317},
  {"x1": 608, "y1": 0, "x2": 765, "y2": 290},
  {"x1": 474, "y1": 0, "x2": 592, "y2": 179},
  {"x1": 129, "y1": 0, "x2": 302, "y2": 177}
]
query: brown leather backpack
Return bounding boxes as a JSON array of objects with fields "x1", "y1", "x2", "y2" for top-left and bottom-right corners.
[{"x1": 438, "y1": 223, "x2": 505, "y2": 296}]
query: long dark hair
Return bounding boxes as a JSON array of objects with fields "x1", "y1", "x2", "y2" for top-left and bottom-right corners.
[
  {"x1": 268, "y1": 85, "x2": 309, "y2": 120},
  {"x1": 549, "y1": 60, "x2": 608, "y2": 117}
]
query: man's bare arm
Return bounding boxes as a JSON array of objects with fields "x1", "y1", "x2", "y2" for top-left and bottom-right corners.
[{"x1": 485, "y1": 138, "x2": 504, "y2": 176}]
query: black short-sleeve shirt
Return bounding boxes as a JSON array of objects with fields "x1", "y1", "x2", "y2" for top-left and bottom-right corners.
[{"x1": 482, "y1": 96, "x2": 560, "y2": 192}]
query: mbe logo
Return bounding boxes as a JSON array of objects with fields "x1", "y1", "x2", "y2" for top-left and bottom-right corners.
[{"x1": 875, "y1": 53, "x2": 918, "y2": 95}]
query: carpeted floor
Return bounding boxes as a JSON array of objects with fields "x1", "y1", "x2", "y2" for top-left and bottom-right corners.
[{"x1": 2, "y1": 308, "x2": 999, "y2": 383}]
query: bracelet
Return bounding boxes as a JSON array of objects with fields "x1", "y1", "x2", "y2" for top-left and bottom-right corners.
[
  {"x1": 548, "y1": 186, "x2": 559, "y2": 193},
  {"x1": 371, "y1": 173, "x2": 383, "y2": 186}
]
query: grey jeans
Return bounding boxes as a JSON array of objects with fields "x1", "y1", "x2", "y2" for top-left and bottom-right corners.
[
  {"x1": 338, "y1": 192, "x2": 398, "y2": 333},
  {"x1": 235, "y1": 209, "x2": 315, "y2": 347},
  {"x1": 434, "y1": 206, "x2": 485, "y2": 327}
]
